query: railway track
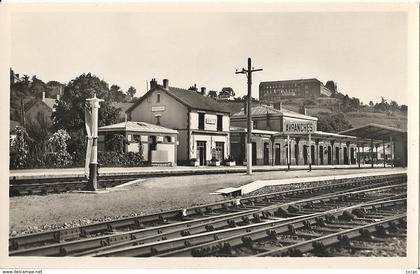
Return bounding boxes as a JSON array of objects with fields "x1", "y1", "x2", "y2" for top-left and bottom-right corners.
[
  {"x1": 9, "y1": 173, "x2": 406, "y2": 257},
  {"x1": 9, "y1": 174, "x2": 143, "y2": 196}
]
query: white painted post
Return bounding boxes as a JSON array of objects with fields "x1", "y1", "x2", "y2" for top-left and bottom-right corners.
[{"x1": 86, "y1": 94, "x2": 104, "y2": 191}]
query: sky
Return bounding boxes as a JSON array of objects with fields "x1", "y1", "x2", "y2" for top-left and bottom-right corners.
[{"x1": 11, "y1": 11, "x2": 408, "y2": 105}]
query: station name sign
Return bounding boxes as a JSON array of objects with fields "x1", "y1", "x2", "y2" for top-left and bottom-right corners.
[
  {"x1": 206, "y1": 118, "x2": 216, "y2": 124},
  {"x1": 152, "y1": 106, "x2": 165, "y2": 112},
  {"x1": 283, "y1": 118, "x2": 316, "y2": 134}
]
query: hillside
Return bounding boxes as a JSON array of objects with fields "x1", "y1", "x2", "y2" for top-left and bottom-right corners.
[{"x1": 280, "y1": 97, "x2": 407, "y2": 131}]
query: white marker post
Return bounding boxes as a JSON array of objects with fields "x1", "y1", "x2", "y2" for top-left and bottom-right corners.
[{"x1": 85, "y1": 94, "x2": 104, "y2": 191}]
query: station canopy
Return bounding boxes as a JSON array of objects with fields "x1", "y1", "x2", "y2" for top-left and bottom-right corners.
[{"x1": 339, "y1": 123, "x2": 406, "y2": 142}]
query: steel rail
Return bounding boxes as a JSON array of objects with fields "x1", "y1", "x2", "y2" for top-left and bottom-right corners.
[
  {"x1": 155, "y1": 197, "x2": 406, "y2": 257},
  {"x1": 9, "y1": 182, "x2": 406, "y2": 256},
  {"x1": 91, "y1": 193, "x2": 406, "y2": 257},
  {"x1": 10, "y1": 173, "x2": 404, "y2": 251},
  {"x1": 254, "y1": 214, "x2": 407, "y2": 257}
]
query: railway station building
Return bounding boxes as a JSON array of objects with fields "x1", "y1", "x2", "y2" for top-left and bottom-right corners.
[
  {"x1": 126, "y1": 79, "x2": 231, "y2": 166},
  {"x1": 230, "y1": 104, "x2": 360, "y2": 166}
]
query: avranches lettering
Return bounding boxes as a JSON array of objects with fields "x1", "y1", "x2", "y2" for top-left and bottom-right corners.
[{"x1": 285, "y1": 122, "x2": 315, "y2": 133}]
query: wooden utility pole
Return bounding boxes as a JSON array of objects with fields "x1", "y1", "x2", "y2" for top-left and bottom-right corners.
[{"x1": 235, "y1": 58, "x2": 263, "y2": 175}]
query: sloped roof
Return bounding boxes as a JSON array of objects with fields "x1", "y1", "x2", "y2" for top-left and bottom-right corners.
[
  {"x1": 339, "y1": 123, "x2": 406, "y2": 141},
  {"x1": 230, "y1": 126, "x2": 278, "y2": 135},
  {"x1": 98, "y1": 121, "x2": 178, "y2": 134},
  {"x1": 232, "y1": 103, "x2": 317, "y2": 120},
  {"x1": 165, "y1": 86, "x2": 230, "y2": 113},
  {"x1": 126, "y1": 85, "x2": 231, "y2": 114}
]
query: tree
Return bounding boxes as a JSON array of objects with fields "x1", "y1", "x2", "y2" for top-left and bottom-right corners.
[
  {"x1": 52, "y1": 73, "x2": 120, "y2": 133},
  {"x1": 207, "y1": 90, "x2": 218, "y2": 99},
  {"x1": 218, "y1": 87, "x2": 235, "y2": 99},
  {"x1": 390, "y1": 100, "x2": 399, "y2": 111},
  {"x1": 369, "y1": 101, "x2": 374, "y2": 107},
  {"x1": 25, "y1": 112, "x2": 52, "y2": 164},
  {"x1": 52, "y1": 73, "x2": 121, "y2": 159},
  {"x1": 316, "y1": 113, "x2": 352, "y2": 133},
  {"x1": 127, "y1": 86, "x2": 137, "y2": 101},
  {"x1": 400, "y1": 104, "x2": 408, "y2": 112},
  {"x1": 31, "y1": 76, "x2": 46, "y2": 98},
  {"x1": 110, "y1": 84, "x2": 127, "y2": 102}
]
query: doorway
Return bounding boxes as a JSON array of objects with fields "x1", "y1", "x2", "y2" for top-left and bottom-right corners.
[
  {"x1": 196, "y1": 141, "x2": 207, "y2": 166},
  {"x1": 335, "y1": 147, "x2": 340, "y2": 165},
  {"x1": 319, "y1": 146, "x2": 324, "y2": 165},
  {"x1": 311, "y1": 145, "x2": 315, "y2": 165},
  {"x1": 303, "y1": 145, "x2": 308, "y2": 165},
  {"x1": 263, "y1": 143, "x2": 269, "y2": 165},
  {"x1": 328, "y1": 146, "x2": 332, "y2": 164},
  {"x1": 275, "y1": 144, "x2": 281, "y2": 165},
  {"x1": 343, "y1": 147, "x2": 349, "y2": 164},
  {"x1": 252, "y1": 142, "x2": 257, "y2": 165},
  {"x1": 350, "y1": 147, "x2": 355, "y2": 164}
]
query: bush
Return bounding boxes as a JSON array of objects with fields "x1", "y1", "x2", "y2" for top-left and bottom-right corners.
[
  {"x1": 9, "y1": 126, "x2": 31, "y2": 169},
  {"x1": 98, "y1": 151, "x2": 146, "y2": 167},
  {"x1": 46, "y1": 129, "x2": 73, "y2": 167}
]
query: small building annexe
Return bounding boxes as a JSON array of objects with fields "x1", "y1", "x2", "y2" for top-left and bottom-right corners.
[
  {"x1": 98, "y1": 121, "x2": 178, "y2": 166},
  {"x1": 126, "y1": 79, "x2": 230, "y2": 166}
]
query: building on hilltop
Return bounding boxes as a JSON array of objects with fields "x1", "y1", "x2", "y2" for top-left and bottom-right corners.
[{"x1": 259, "y1": 78, "x2": 332, "y2": 108}]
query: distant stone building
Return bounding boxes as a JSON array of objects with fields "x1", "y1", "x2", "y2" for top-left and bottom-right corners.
[{"x1": 259, "y1": 78, "x2": 332, "y2": 107}]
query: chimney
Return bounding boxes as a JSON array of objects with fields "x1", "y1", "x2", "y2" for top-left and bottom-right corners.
[
  {"x1": 150, "y1": 78, "x2": 157, "y2": 90},
  {"x1": 42, "y1": 91, "x2": 45, "y2": 102},
  {"x1": 200, "y1": 87, "x2": 206, "y2": 96},
  {"x1": 163, "y1": 79, "x2": 169, "y2": 89}
]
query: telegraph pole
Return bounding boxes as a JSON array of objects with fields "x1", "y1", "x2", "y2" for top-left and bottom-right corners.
[{"x1": 236, "y1": 58, "x2": 263, "y2": 175}]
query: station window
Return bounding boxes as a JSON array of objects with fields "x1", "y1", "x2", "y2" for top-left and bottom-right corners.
[
  {"x1": 217, "y1": 115, "x2": 223, "y2": 131},
  {"x1": 133, "y1": 135, "x2": 141, "y2": 142},
  {"x1": 198, "y1": 113, "x2": 205, "y2": 130},
  {"x1": 156, "y1": 93, "x2": 161, "y2": 103},
  {"x1": 165, "y1": 136, "x2": 172, "y2": 142}
]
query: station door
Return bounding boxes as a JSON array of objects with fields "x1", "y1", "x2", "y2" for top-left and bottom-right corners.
[{"x1": 196, "y1": 141, "x2": 207, "y2": 166}]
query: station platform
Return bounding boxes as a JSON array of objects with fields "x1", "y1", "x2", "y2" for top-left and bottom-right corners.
[
  {"x1": 217, "y1": 169, "x2": 407, "y2": 195},
  {"x1": 10, "y1": 163, "x2": 396, "y2": 180}
]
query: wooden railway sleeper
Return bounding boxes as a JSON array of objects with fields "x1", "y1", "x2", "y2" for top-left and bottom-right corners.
[
  {"x1": 315, "y1": 217, "x2": 326, "y2": 227},
  {"x1": 338, "y1": 211, "x2": 356, "y2": 221},
  {"x1": 337, "y1": 234, "x2": 353, "y2": 247},
  {"x1": 180, "y1": 230, "x2": 191, "y2": 236},
  {"x1": 252, "y1": 213, "x2": 261, "y2": 223},
  {"x1": 54, "y1": 228, "x2": 80, "y2": 242},
  {"x1": 312, "y1": 241, "x2": 327, "y2": 254},
  {"x1": 266, "y1": 229, "x2": 278, "y2": 240},
  {"x1": 241, "y1": 236, "x2": 256, "y2": 249},
  {"x1": 286, "y1": 248, "x2": 302, "y2": 257},
  {"x1": 374, "y1": 224, "x2": 389, "y2": 237},
  {"x1": 275, "y1": 207, "x2": 289, "y2": 218}
]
